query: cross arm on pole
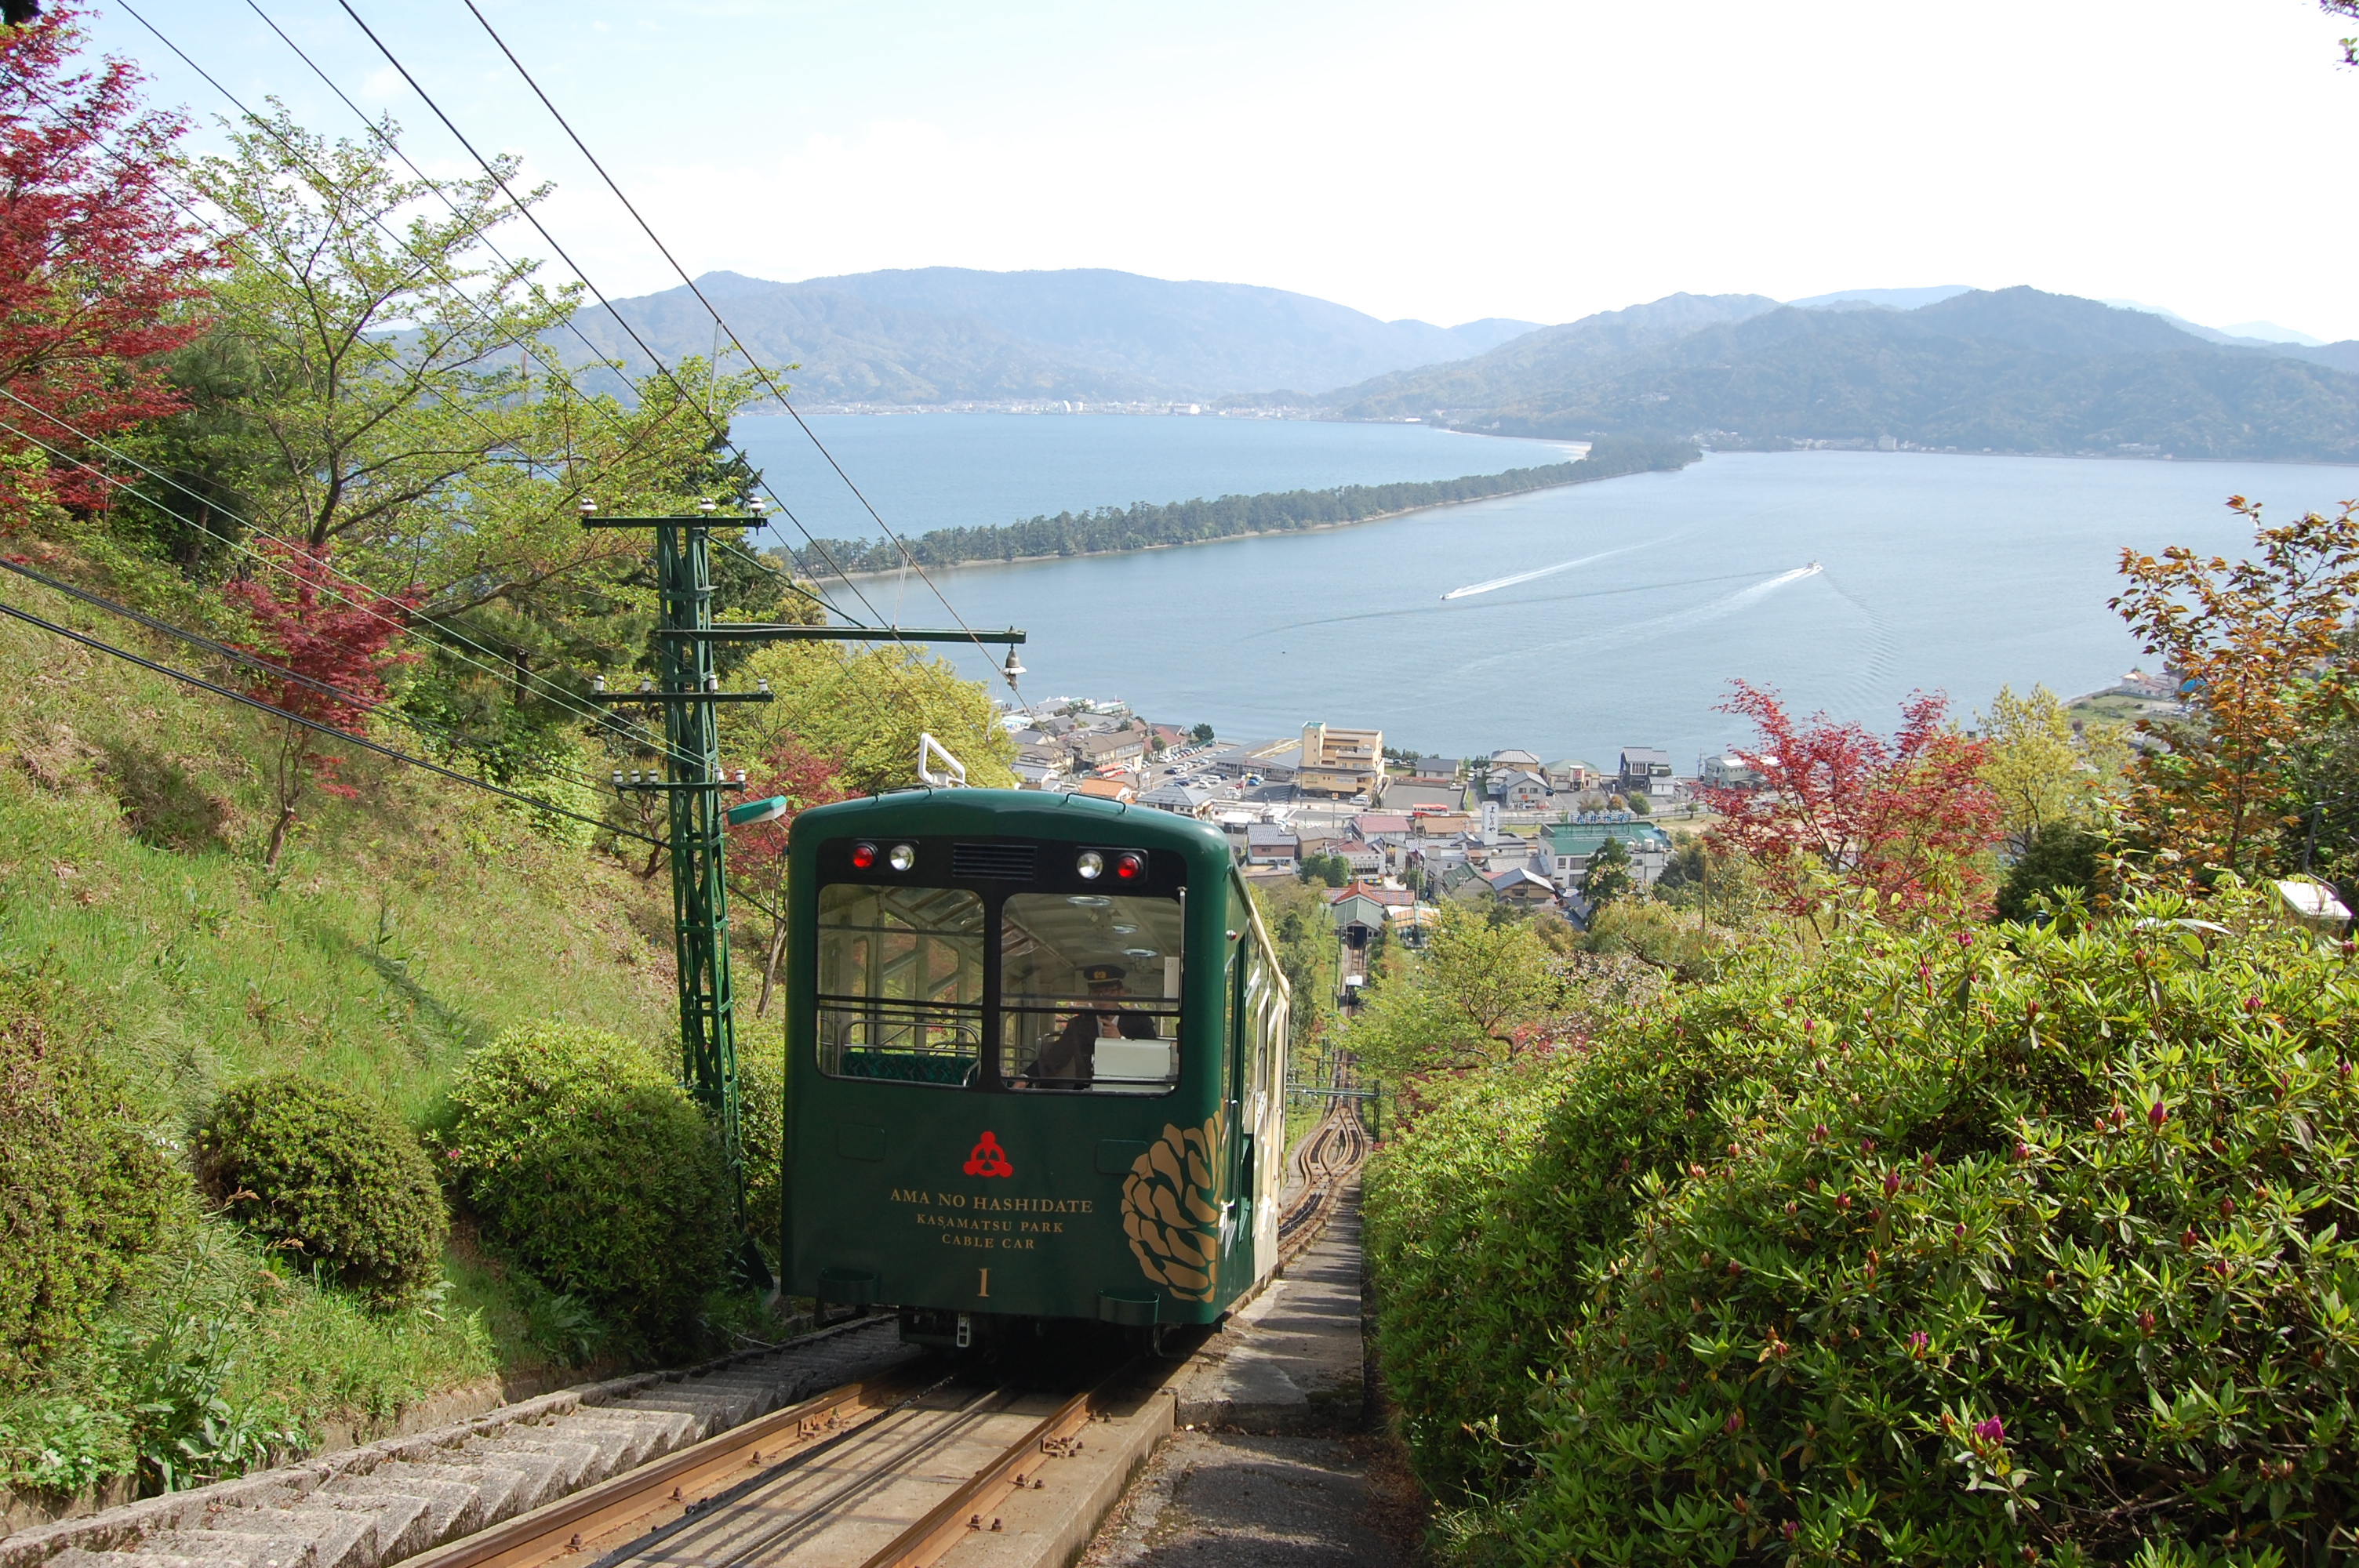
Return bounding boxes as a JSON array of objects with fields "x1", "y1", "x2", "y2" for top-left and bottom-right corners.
[{"x1": 655, "y1": 625, "x2": 1027, "y2": 644}]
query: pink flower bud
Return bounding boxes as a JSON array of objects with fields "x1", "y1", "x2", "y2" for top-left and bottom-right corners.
[
  {"x1": 1883, "y1": 1171, "x2": 1901, "y2": 1197},
  {"x1": 2149, "y1": 1101, "x2": 2167, "y2": 1129},
  {"x1": 1972, "y1": 1415, "x2": 2005, "y2": 1443},
  {"x1": 1725, "y1": 1409, "x2": 1744, "y2": 1433},
  {"x1": 2244, "y1": 995, "x2": 2262, "y2": 1012}
]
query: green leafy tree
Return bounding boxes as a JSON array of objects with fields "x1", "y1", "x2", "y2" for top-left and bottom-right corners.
[
  {"x1": 184, "y1": 105, "x2": 773, "y2": 742},
  {"x1": 1993, "y1": 820, "x2": 2106, "y2": 922},
  {"x1": 727, "y1": 641, "x2": 1014, "y2": 795},
  {"x1": 1583, "y1": 835, "x2": 1634, "y2": 908},
  {"x1": 1343, "y1": 903, "x2": 1563, "y2": 1078},
  {"x1": 1190, "y1": 721, "x2": 1215, "y2": 743},
  {"x1": 1975, "y1": 683, "x2": 2125, "y2": 858}
]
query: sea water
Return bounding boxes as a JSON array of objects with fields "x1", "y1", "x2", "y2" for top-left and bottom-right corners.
[{"x1": 734, "y1": 416, "x2": 2357, "y2": 767}]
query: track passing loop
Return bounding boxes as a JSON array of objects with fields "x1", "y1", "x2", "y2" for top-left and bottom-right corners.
[{"x1": 1275, "y1": 1104, "x2": 1369, "y2": 1264}]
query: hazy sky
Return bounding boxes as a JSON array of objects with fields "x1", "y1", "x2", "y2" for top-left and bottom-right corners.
[{"x1": 80, "y1": 0, "x2": 2359, "y2": 339}]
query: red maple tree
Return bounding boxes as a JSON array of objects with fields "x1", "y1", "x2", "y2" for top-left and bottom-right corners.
[
  {"x1": 1701, "y1": 681, "x2": 2002, "y2": 916},
  {"x1": 224, "y1": 540, "x2": 420, "y2": 865},
  {"x1": 0, "y1": 6, "x2": 216, "y2": 517},
  {"x1": 724, "y1": 735, "x2": 848, "y2": 1016}
]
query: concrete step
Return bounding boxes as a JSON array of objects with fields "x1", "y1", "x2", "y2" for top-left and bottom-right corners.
[
  {"x1": 551, "y1": 1411, "x2": 691, "y2": 1472},
  {"x1": 319, "y1": 1475, "x2": 479, "y2": 1555},
  {"x1": 465, "y1": 1437, "x2": 604, "y2": 1496},
  {"x1": 3, "y1": 1320, "x2": 921, "y2": 1568}
]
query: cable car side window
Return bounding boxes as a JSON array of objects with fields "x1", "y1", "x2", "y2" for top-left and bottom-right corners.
[
  {"x1": 998, "y1": 893, "x2": 1183, "y2": 1094},
  {"x1": 816, "y1": 884, "x2": 985, "y2": 1087}
]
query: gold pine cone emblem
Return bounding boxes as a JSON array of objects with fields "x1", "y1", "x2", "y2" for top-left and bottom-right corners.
[{"x1": 1121, "y1": 1117, "x2": 1225, "y2": 1302}]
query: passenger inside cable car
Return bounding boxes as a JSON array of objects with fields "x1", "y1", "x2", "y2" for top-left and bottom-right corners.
[{"x1": 1024, "y1": 962, "x2": 1158, "y2": 1088}]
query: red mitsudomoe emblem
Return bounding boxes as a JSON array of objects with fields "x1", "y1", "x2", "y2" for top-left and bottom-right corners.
[{"x1": 963, "y1": 1131, "x2": 1014, "y2": 1178}]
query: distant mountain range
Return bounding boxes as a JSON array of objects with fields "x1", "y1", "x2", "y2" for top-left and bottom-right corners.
[
  {"x1": 562, "y1": 267, "x2": 2359, "y2": 462},
  {"x1": 562, "y1": 267, "x2": 1536, "y2": 405},
  {"x1": 1325, "y1": 287, "x2": 2359, "y2": 463}
]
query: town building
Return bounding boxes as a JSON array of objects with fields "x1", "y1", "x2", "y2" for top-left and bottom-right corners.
[
  {"x1": 1297, "y1": 721, "x2": 1386, "y2": 798},
  {"x1": 1245, "y1": 824, "x2": 1299, "y2": 866},
  {"x1": 1700, "y1": 752, "x2": 1765, "y2": 790},
  {"x1": 1618, "y1": 746, "x2": 1678, "y2": 801},
  {"x1": 1490, "y1": 770, "x2": 1556, "y2": 810},
  {"x1": 1071, "y1": 776, "x2": 1136, "y2": 805},
  {"x1": 1138, "y1": 782, "x2": 1219, "y2": 817},
  {"x1": 1547, "y1": 759, "x2": 1601, "y2": 792},
  {"x1": 1070, "y1": 728, "x2": 1147, "y2": 769},
  {"x1": 1534, "y1": 821, "x2": 1674, "y2": 891}
]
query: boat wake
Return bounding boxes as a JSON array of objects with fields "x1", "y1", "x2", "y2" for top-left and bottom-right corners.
[
  {"x1": 1441, "y1": 544, "x2": 1642, "y2": 600},
  {"x1": 1450, "y1": 561, "x2": 1826, "y2": 674}
]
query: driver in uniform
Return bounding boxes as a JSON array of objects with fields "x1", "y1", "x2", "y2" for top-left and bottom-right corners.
[{"x1": 1027, "y1": 962, "x2": 1156, "y2": 1087}]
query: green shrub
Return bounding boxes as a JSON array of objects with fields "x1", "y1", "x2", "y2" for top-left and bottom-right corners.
[
  {"x1": 1, "y1": 982, "x2": 187, "y2": 1381},
  {"x1": 446, "y1": 1023, "x2": 729, "y2": 1354},
  {"x1": 196, "y1": 1073, "x2": 448, "y2": 1308},
  {"x1": 1368, "y1": 891, "x2": 2359, "y2": 1564},
  {"x1": 739, "y1": 1044, "x2": 784, "y2": 1265},
  {"x1": 1996, "y1": 822, "x2": 2106, "y2": 923}
]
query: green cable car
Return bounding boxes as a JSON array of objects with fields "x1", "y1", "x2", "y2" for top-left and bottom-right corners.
[{"x1": 780, "y1": 787, "x2": 1289, "y2": 1346}]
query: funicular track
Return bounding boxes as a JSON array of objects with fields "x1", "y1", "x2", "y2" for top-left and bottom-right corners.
[
  {"x1": 1274, "y1": 1103, "x2": 1371, "y2": 1265},
  {"x1": 14, "y1": 1119, "x2": 1371, "y2": 1568}
]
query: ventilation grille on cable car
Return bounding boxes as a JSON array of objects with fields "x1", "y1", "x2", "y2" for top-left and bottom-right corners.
[{"x1": 951, "y1": 842, "x2": 1036, "y2": 880}]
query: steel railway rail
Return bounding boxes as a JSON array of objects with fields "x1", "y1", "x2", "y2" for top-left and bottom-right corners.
[
  {"x1": 1274, "y1": 1104, "x2": 1370, "y2": 1264},
  {"x1": 402, "y1": 1360, "x2": 1134, "y2": 1568}
]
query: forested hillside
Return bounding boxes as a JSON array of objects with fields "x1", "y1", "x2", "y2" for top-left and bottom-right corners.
[
  {"x1": 563, "y1": 267, "x2": 1537, "y2": 405},
  {"x1": 1333, "y1": 286, "x2": 2359, "y2": 459}
]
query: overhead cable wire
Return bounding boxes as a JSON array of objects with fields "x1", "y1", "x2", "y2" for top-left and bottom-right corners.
[
  {"x1": 0, "y1": 75, "x2": 707, "y2": 767},
  {"x1": 0, "y1": 390, "x2": 696, "y2": 771},
  {"x1": 326, "y1": 0, "x2": 903, "y2": 644},
  {"x1": 0, "y1": 553, "x2": 636, "y2": 798},
  {"x1": 454, "y1": 0, "x2": 1037, "y2": 718},
  {"x1": 226, "y1": 0, "x2": 859, "y2": 633},
  {"x1": 0, "y1": 592, "x2": 660, "y2": 846},
  {"x1": 104, "y1": 0, "x2": 843, "y2": 670}
]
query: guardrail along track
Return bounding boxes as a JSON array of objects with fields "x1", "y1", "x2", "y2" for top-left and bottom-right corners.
[{"x1": 14, "y1": 1318, "x2": 916, "y2": 1568}]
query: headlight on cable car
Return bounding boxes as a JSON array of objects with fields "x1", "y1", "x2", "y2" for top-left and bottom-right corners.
[
  {"x1": 1114, "y1": 851, "x2": 1144, "y2": 882},
  {"x1": 889, "y1": 843, "x2": 916, "y2": 872},
  {"x1": 1076, "y1": 850, "x2": 1103, "y2": 880},
  {"x1": 850, "y1": 842, "x2": 878, "y2": 869}
]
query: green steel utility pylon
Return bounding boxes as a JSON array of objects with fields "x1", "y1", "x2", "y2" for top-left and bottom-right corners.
[
  {"x1": 583, "y1": 500, "x2": 1027, "y2": 1269},
  {"x1": 586, "y1": 506, "x2": 755, "y2": 1207}
]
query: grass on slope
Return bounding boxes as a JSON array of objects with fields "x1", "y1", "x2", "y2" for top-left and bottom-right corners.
[{"x1": 0, "y1": 562, "x2": 690, "y2": 1492}]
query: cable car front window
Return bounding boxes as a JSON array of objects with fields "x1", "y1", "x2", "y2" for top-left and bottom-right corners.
[
  {"x1": 999, "y1": 893, "x2": 1183, "y2": 1094},
  {"x1": 816, "y1": 884, "x2": 985, "y2": 1087}
]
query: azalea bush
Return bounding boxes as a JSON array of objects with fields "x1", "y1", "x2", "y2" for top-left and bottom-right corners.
[
  {"x1": 195, "y1": 1073, "x2": 447, "y2": 1308},
  {"x1": 444, "y1": 1022, "x2": 729, "y2": 1356},
  {"x1": 1366, "y1": 891, "x2": 2359, "y2": 1564}
]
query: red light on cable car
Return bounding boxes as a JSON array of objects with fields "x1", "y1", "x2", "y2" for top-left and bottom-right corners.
[
  {"x1": 850, "y1": 842, "x2": 878, "y2": 869},
  {"x1": 1113, "y1": 851, "x2": 1144, "y2": 882}
]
